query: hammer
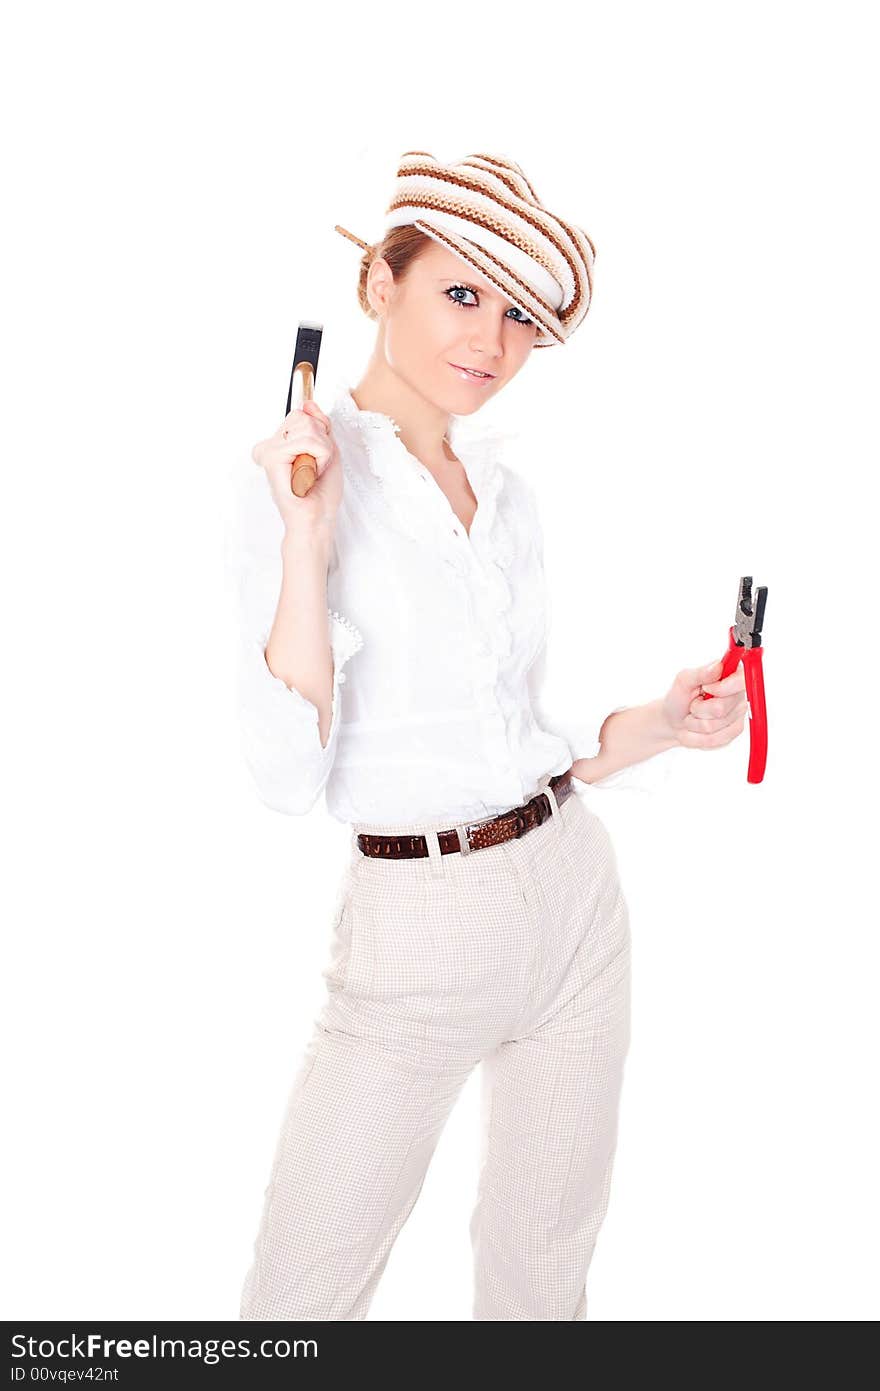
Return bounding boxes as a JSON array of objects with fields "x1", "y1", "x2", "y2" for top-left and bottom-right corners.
[{"x1": 285, "y1": 321, "x2": 323, "y2": 496}]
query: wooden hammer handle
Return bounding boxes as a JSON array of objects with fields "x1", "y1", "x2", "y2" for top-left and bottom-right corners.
[{"x1": 289, "y1": 360, "x2": 318, "y2": 496}]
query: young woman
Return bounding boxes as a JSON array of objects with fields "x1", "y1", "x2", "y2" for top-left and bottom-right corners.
[{"x1": 234, "y1": 151, "x2": 747, "y2": 1321}]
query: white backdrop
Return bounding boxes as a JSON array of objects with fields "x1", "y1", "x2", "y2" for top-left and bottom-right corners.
[{"x1": 3, "y1": 0, "x2": 877, "y2": 1322}]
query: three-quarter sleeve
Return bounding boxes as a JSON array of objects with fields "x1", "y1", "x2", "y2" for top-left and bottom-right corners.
[
  {"x1": 229, "y1": 467, "x2": 363, "y2": 815},
  {"x1": 521, "y1": 476, "x2": 676, "y2": 794}
]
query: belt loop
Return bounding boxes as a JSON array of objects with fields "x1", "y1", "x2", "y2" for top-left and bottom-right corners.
[
  {"x1": 425, "y1": 827, "x2": 447, "y2": 878},
  {"x1": 540, "y1": 776, "x2": 564, "y2": 835}
]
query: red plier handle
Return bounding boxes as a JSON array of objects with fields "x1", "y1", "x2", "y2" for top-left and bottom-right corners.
[{"x1": 701, "y1": 577, "x2": 768, "y2": 783}]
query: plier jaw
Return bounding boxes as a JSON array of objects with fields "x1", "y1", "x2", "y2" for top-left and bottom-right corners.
[
  {"x1": 732, "y1": 576, "x2": 768, "y2": 650},
  {"x1": 702, "y1": 575, "x2": 769, "y2": 783}
]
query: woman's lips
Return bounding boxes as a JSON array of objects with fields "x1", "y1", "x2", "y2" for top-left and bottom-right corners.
[{"x1": 449, "y1": 363, "x2": 495, "y2": 386}]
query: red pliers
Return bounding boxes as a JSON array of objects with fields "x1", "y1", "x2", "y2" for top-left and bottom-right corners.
[{"x1": 701, "y1": 576, "x2": 768, "y2": 783}]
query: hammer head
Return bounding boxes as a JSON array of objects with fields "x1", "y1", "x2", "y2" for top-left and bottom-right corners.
[{"x1": 286, "y1": 321, "x2": 323, "y2": 413}]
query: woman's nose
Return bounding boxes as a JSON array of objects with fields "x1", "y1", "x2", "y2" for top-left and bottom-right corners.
[{"x1": 469, "y1": 320, "x2": 505, "y2": 358}]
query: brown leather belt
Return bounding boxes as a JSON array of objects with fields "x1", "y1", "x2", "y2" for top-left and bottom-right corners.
[{"x1": 356, "y1": 770, "x2": 575, "y2": 860}]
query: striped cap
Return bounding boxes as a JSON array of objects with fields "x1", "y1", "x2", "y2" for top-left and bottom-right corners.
[{"x1": 376, "y1": 150, "x2": 596, "y2": 349}]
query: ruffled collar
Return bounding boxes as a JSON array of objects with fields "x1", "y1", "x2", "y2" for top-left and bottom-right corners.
[{"x1": 329, "y1": 382, "x2": 516, "y2": 568}]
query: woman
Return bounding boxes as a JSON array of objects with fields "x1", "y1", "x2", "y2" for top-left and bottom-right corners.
[{"x1": 234, "y1": 151, "x2": 747, "y2": 1321}]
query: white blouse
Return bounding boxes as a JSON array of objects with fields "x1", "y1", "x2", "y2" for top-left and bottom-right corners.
[{"x1": 229, "y1": 379, "x2": 673, "y2": 826}]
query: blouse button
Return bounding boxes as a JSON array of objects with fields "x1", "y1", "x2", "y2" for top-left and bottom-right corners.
[{"x1": 338, "y1": 672, "x2": 347, "y2": 684}]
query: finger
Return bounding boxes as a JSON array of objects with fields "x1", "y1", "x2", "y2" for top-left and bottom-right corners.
[
  {"x1": 690, "y1": 693, "x2": 737, "y2": 719},
  {"x1": 275, "y1": 417, "x2": 330, "y2": 450},
  {"x1": 279, "y1": 404, "x2": 330, "y2": 437},
  {"x1": 266, "y1": 438, "x2": 331, "y2": 482},
  {"x1": 680, "y1": 706, "x2": 741, "y2": 735},
  {"x1": 301, "y1": 400, "x2": 331, "y2": 431},
  {"x1": 677, "y1": 714, "x2": 746, "y2": 749},
  {"x1": 679, "y1": 659, "x2": 721, "y2": 694},
  {"x1": 702, "y1": 668, "x2": 746, "y2": 696},
  {"x1": 274, "y1": 441, "x2": 329, "y2": 472}
]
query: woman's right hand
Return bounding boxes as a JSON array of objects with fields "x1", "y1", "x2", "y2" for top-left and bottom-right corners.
[{"x1": 251, "y1": 399, "x2": 342, "y2": 537}]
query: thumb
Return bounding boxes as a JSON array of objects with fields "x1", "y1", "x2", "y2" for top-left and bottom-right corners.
[{"x1": 689, "y1": 658, "x2": 722, "y2": 685}]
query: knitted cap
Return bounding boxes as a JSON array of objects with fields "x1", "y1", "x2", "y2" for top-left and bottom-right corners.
[{"x1": 336, "y1": 151, "x2": 596, "y2": 349}]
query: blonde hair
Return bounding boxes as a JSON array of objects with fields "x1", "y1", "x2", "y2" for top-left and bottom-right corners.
[{"x1": 355, "y1": 225, "x2": 434, "y2": 322}]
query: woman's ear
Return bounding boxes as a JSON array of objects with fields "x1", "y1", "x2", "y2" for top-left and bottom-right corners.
[{"x1": 366, "y1": 257, "x2": 393, "y2": 318}]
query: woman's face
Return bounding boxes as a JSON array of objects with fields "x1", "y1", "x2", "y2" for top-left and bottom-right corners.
[{"x1": 371, "y1": 241, "x2": 540, "y2": 415}]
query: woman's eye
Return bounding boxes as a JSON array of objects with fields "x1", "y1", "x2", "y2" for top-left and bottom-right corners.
[
  {"x1": 444, "y1": 285, "x2": 534, "y2": 328},
  {"x1": 446, "y1": 285, "x2": 477, "y2": 307}
]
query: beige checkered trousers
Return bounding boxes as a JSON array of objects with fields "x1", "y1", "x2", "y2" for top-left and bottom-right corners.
[{"x1": 239, "y1": 779, "x2": 631, "y2": 1321}]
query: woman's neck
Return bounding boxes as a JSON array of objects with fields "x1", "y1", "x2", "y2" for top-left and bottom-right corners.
[{"x1": 350, "y1": 371, "x2": 452, "y2": 467}]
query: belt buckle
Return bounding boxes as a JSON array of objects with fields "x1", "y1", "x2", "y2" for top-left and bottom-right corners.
[
  {"x1": 462, "y1": 813, "x2": 493, "y2": 852},
  {"x1": 463, "y1": 809, "x2": 516, "y2": 853},
  {"x1": 468, "y1": 798, "x2": 535, "y2": 848}
]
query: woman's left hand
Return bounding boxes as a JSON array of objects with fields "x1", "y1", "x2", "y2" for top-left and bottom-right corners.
[{"x1": 659, "y1": 658, "x2": 749, "y2": 749}]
